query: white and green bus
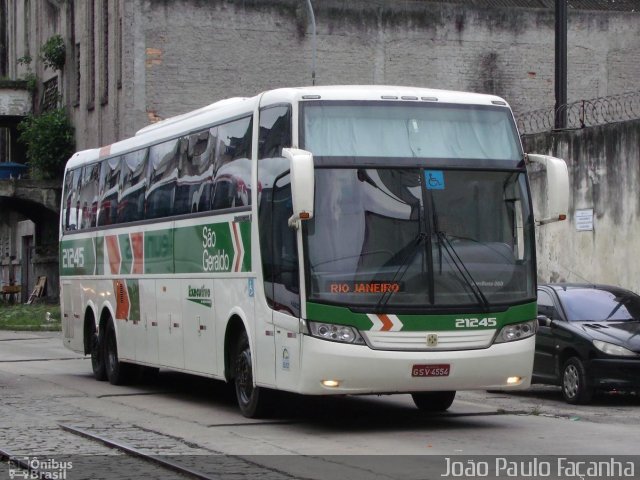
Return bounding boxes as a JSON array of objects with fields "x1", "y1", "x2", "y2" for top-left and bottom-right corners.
[{"x1": 60, "y1": 86, "x2": 568, "y2": 417}]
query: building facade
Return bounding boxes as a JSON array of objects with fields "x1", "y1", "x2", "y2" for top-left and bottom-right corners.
[
  {"x1": 5, "y1": 0, "x2": 640, "y2": 151},
  {"x1": 0, "y1": 0, "x2": 639, "y2": 301}
]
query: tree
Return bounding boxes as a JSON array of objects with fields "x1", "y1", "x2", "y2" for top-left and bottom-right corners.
[{"x1": 17, "y1": 108, "x2": 75, "y2": 180}]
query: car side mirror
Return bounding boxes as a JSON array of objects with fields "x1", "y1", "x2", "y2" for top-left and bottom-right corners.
[{"x1": 537, "y1": 315, "x2": 552, "y2": 327}]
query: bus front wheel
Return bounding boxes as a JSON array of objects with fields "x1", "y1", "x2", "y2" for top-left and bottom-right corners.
[
  {"x1": 411, "y1": 391, "x2": 456, "y2": 412},
  {"x1": 234, "y1": 330, "x2": 272, "y2": 418}
]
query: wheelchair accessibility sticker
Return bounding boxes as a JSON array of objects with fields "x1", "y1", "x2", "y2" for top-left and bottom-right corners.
[{"x1": 425, "y1": 170, "x2": 445, "y2": 190}]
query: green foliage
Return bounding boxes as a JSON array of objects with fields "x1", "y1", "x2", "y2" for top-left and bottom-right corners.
[
  {"x1": 17, "y1": 54, "x2": 33, "y2": 66},
  {"x1": 24, "y1": 72, "x2": 37, "y2": 92},
  {"x1": 17, "y1": 54, "x2": 38, "y2": 91},
  {"x1": 17, "y1": 108, "x2": 75, "y2": 180},
  {"x1": 0, "y1": 303, "x2": 61, "y2": 331},
  {"x1": 40, "y1": 34, "x2": 66, "y2": 71}
]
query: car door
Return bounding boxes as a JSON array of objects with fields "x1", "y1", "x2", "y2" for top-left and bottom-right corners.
[{"x1": 533, "y1": 288, "x2": 562, "y2": 382}]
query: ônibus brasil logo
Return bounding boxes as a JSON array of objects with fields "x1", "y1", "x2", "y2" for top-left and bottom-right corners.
[{"x1": 187, "y1": 285, "x2": 212, "y2": 308}]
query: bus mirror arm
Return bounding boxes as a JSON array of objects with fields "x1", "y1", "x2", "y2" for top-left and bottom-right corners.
[
  {"x1": 283, "y1": 148, "x2": 315, "y2": 229},
  {"x1": 526, "y1": 154, "x2": 569, "y2": 226}
]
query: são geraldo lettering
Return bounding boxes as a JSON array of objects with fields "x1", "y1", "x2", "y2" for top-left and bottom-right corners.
[{"x1": 202, "y1": 226, "x2": 230, "y2": 272}]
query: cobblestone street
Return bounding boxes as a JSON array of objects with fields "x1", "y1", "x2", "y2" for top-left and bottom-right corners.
[{"x1": 2, "y1": 331, "x2": 640, "y2": 480}]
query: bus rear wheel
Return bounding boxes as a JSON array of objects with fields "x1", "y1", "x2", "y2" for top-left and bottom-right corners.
[
  {"x1": 90, "y1": 330, "x2": 107, "y2": 381},
  {"x1": 234, "y1": 330, "x2": 272, "y2": 418},
  {"x1": 104, "y1": 317, "x2": 131, "y2": 385},
  {"x1": 411, "y1": 391, "x2": 456, "y2": 412}
]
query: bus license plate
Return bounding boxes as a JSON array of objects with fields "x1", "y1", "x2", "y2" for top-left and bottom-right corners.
[{"x1": 412, "y1": 364, "x2": 450, "y2": 377}]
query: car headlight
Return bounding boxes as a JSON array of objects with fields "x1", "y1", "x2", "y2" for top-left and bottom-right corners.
[
  {"x1": 593, "y1": 340, "x2": 639, "y2": 357},
  {"x1": 494, "y1": 320, "x2": 537, "y2": 343},
  {"x1": 307, "y1": 321, "x2": 365, "y2": 345}
]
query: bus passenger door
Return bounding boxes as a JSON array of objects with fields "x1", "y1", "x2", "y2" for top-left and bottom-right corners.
[
  {"x1": 268, "y1": 175, "x2": 302, "y2": 390},
  {"x1": 156, "y1": 279, "x2": 184, "y2": 369}
]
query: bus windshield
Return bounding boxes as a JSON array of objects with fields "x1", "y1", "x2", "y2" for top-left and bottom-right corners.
[
  {"x1": 302, "y1": 102, "x2": 521, "y2": 161},
  {"x1": 304, "y1": 168, "x2": 534, "y2": 310},
  {"x1": 301, "y1": 102, "x2": 534, "y2": 311}
]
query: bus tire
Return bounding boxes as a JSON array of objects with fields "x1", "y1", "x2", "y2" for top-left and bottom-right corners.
[
  {"x1": 90, "y1": 330, "x2": 107, "y2": 381},
  {"x1": 411, "y1": 391, "x2": 456, "y2": 412},
  {"x1": 234, "y1": 330, "x2": 272, "y2": 418},
  {"x1": 104, "y1": 317, "x2": 131, "y2": 386}
]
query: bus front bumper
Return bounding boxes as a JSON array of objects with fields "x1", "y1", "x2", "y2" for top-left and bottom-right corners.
[{"x1": 296, "y1": 334, "x2": 535, "y2": 395}]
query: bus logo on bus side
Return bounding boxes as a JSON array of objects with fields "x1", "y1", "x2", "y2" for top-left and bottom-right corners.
[
  {"x1": 202, "y1": 226, "x2": 230, "y2": 272},
  {"x1": 187, "y1": 284, "x2": 212, "y2": 308}
]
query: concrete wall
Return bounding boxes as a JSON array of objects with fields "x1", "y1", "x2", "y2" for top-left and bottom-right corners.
[
  {"x1": 524, "y1": 119, "x2": 640, "y2": 292},
  {"x1": 131, "y1": 0, "x2": 640, "y2": 139},
  {"x1": 8, "y1": 1, "x2": 640, "y2": 149}
]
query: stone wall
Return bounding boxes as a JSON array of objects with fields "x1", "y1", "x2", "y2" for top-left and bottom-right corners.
[{"x1": 524, "y1": 119, "x2": 640, "y2": 291}]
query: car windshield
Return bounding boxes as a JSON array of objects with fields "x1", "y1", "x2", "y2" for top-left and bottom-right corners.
[{"x1": 558, "y1": 288, "x2": 640, "y2": 322}]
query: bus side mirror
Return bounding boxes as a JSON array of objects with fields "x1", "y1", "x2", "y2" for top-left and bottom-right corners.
[
  {"x1": 527, "y1": 154, "x2": 569, "y2": 225},
  {"x1": 282, "y1": 148, "x2": 315, "y2": 229}
]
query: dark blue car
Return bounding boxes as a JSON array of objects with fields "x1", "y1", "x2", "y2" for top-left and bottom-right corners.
[{"x1": 535, "y1": 284, "x2": 640, "y2": 404}]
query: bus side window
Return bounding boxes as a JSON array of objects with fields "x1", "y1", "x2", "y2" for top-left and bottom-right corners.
[
  {"x1": 211, "y1": 117, "x2": 252, "y2": 210},
  {"x1": 118, "y1": 149, "x2": 148, "y2": 224},
  {"x1": 78, "y1": 163, "x2": 100, "y2": 229},
  {"x1": 172, "y1": 138, "x2": 192, "y2": 216},
  {"x1": 62, "y1": 168, "x2": 80, "y2": 231},
  {"x1": 175, "y1": 130, "x2": 214, "y2": 214},
  {"x1": 97, "y1": 156, "x2": 121, "y2": 227},
  {"x1": 193, "y1": 127, "x2": 218, "y2": 212},
  {"x1": 257, "y1": 105, "x2": 296, "y2": 316},
  {"x1": 146, "y1": 139, "x2": 179, "y2": 220}
]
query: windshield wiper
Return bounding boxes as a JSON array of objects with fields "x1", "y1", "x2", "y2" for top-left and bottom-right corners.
[
  {"x1": 374, "y1": 231, "x2": 427, "y2": 312},
  {"x1": 437, "y1": 231, "x2": 491, "y2": 311},
  {"x1": 603, "y1": 295, "x2": 634, "y2": 321}
]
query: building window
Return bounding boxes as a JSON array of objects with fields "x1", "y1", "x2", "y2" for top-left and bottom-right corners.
[
  {"x1": 87, "y1": 0, "x2": 96, "y2": 110},
  {"x1": 41, "y1": 77, "x2": 59, "y2": 112},
  {"x1": 24, "y1": 0, "x2": 30, "y2": 58},
  {"x1": 100, "y1": 0, "x2": 109, "y2": 105},
  {"x1": 74, "y1": 43, "x2": 80, "y2": 107},
  {"x1": 116, "y1": 9, "x2": 122, "y2": 89}
]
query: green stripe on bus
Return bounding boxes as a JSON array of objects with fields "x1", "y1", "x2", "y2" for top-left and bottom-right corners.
[
  {"x1": 126, "y1": 279, "x2": 141, "y2": 321},
  {"x1": 305, "y1": 301, "x2": 536, "y2": 331},
  {"x1": 60, "y1": 219, "x2": 252, "y2": 276}
]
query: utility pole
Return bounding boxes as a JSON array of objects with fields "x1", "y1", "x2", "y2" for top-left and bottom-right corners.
[
  {"x1": 554, "y1": 0, "x2": 568, "y2": 129},
  {"x1": 305, "y1": 0, "x2": 316, "y2": 86}
]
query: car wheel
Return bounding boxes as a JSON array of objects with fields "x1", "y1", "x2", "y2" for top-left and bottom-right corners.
[
  {"x1": 562, "y1": 357, "x2": 593, "y2": 404},
  {"x1": 411, "y1": 391, "x2": 456, "y2": 412},
  {"x1": 90, "y1": 331, "x2": 107, "y2": 381},
  {"x1": 234, "y1": 330, "x2": 272, "y2": 418}
]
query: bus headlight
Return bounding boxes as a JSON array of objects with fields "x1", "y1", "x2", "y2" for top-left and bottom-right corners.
[
  {"x1": 308, "y1": 321, "x2": 365, "y2": 345},
  {"x1": 494, "y1": 320, "x2": 536, "y2": 343}
]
